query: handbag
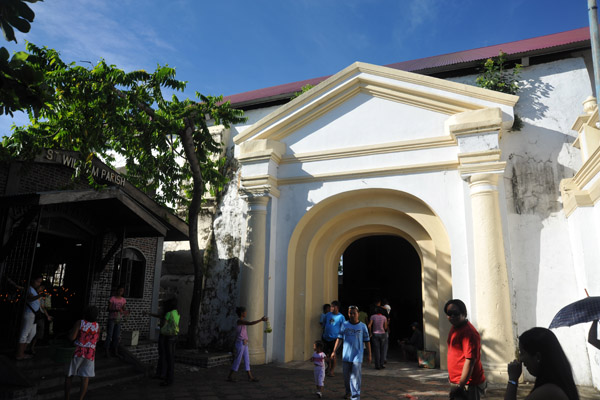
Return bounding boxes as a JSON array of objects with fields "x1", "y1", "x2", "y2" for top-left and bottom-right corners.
[{"x1": 27, "y1": 303, "x2": 45, "y2": 322}]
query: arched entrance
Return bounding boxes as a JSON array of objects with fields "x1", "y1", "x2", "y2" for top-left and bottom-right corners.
[
  {"x1": 285, "y1": 188, "x2": 452, "y2": 369},
  {"x1": 339, "y1": 235, "x2": 422, "y2": 349}
]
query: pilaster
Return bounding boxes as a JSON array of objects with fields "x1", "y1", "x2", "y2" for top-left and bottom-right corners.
[
  {"x1": 239, "y1": 193, "x2": 270, "y2": 365},
  {"x1": 453, "y1": 107, "x2": 516, "y2": 383}
]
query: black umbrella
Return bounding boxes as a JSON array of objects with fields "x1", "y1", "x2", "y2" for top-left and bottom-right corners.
[{"x1": 549, "y1": 296, "x2": 600, "y2": 329}]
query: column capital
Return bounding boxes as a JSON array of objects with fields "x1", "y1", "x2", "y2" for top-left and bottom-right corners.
[
  {"x1": 241, "y1": 190, "x2": 271, "y2": 213},
  {"x1": 458, "y1": 150, "x2": 506, "y2": 182}
]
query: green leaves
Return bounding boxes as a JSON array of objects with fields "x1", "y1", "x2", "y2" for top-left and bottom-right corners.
[
  {"x1": 1, "y1": 44, "x2": 248, "y2": 214},
  {"x1": 0, "y1": 46, "x2": 49, "y2": 117},
  {"x1": 475, "y1": 51, "x2": 521, "y2": 95},
  {"x1": 0, "y1": 0, "x2": 40, "y2": 42}
]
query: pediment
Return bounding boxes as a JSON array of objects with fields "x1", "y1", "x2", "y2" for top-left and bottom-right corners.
[{"x1": 233, "y1": 62, "x2": 519, "y2": 153}]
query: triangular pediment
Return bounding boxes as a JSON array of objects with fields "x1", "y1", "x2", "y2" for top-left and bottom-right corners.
[{"x1": 233, "y1": 62, "x2": 518, "y2": 152}]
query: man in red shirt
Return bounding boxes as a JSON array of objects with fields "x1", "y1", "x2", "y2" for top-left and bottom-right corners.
[{"x1": 445, "y1": 299, "x2": 486, "y2": 400}]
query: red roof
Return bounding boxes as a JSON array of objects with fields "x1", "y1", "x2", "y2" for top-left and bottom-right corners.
[{"x1": 225, "y1": 27, "x2": 590, "y2": 107}]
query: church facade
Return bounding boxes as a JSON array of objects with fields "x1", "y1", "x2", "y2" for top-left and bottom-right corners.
[{"x1": 177, "y1": 27, "x2": 600, "y2": 388}]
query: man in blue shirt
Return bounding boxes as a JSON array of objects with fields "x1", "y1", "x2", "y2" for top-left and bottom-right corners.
[
  {"x1": 322, "y1": 300, "x2": 345, "y2": 376},
  {"x1": 332, "y1": 305, "x2": 371, "y2": 400}
]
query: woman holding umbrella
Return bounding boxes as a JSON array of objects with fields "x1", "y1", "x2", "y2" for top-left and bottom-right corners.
[{"x1": 504, "y1": 327, "x2": 579, "y2": 400}]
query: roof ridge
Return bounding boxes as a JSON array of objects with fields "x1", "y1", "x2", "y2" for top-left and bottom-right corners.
[{"x1": 225, "y1": 27, "x2": 591, "y2": 107}]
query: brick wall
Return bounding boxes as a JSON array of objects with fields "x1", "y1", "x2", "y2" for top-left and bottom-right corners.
[
  {"x1": 90, "y1": 235, "x2": 159, "y2": 340},
  {"x1": 126, "y1": 341, "x2": 159, "y2": 365},
  {"x1": 15, "y1": 162, "x2": 89, "y2": 193}
]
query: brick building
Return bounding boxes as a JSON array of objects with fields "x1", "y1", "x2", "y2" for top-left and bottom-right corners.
[{"x1": 0, "y1": 149, "x2": 188, "y2": 351}]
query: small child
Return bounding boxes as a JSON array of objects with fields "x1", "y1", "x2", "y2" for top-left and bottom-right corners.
[
  {"x1": 65, "y1": 306, "x2": 99, "y2": 400},
  {"x1": 310, "y1": 340, "x2": 327, "y2": 398}
]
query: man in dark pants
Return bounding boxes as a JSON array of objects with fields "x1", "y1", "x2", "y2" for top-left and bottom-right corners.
[{"x1": 445, "y1": 299, "x2": 486, "y2": 400}]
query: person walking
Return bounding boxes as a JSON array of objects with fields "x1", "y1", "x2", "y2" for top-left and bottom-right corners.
[
  {"x1": 64, "y1": 306, "x2": 100, "y2": 400},
  {"x1": 226, "y1": 306, "x2": 267, "y2": 382},
  {"x1": 104, "y1": 286, "x2": 127, "y2": 357},
  {"x1": 147, "y1": 298, "x2": 180, "y2": 386},
  {"x1": 445, "y1": 299, "x2": 486, "y2": 400},
  {"x1": 332, "y1": 305, "x2": 371, "y2": 400},
  {"x1": 505, "y1": 327, "x2": 579, "y2": 400},
  {"x1": 367, "y1": 306, "x2": 387, "y2": 369},
  {"x1": 310, "y1": 340, "x2": 327, "y2": 398},
  {"x1": 319, "y1": 303, "x2": 331, "y2": 332},
  {"x1": 322, "y1": 300, "x2": 345, "y2": 377},
  {"x1": 16, "y1": 275, "x2": 49, "y2": 360},
  {"x1": 381, "y1": 300, "x2": 391, "y2": 364}
]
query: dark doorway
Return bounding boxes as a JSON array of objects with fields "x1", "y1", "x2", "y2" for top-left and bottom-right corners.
[
  {"x1": 33, "y1": 232, "x2": 96, "y2": 337},
  {"x1": 339, "y1": 235, "x2": 422, "y2": 355}
]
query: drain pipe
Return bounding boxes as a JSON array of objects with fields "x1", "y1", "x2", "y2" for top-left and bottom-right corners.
[{"x1": 589, "y1": 0, "x2": 600, "y2": 111}]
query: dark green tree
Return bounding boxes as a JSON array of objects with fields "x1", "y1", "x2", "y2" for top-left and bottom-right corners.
[
  {"x1": 0, "y1": 0, "x2": 49, "y2": 117},
  {"x1": 2, "y1": 44, "x2": 246, "y2": 347}
]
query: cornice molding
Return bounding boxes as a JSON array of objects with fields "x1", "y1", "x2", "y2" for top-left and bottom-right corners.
[
  {"x1": 446, "y1": 108, "x2": 503, "y2": 136},
  {"x1": 458, "y1": 161, "x2": 506, "y2": 178},
  {"x1": 573, "y1": 143, "x2": 600, "y2": 189},
  {"x1": 238, "y1": 139, "x2": 286, "y2": 164},
  {"x1": 234, "y1": 61, "x2": 517, "y2": 145},
  {"x1": 561, "y1": 144, "x2": 600, "y2": 217},
  {"x1": 280, "y1": 136, "x2": 457, "y2": 164},
  {"x1": 277, "y1": 160, "x2": 458, "y2": 186}
]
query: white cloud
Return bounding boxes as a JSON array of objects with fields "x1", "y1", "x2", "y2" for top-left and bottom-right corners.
[
  {"x1": 392, "y1": 0, "x2": 439, "y2": 44},
  {"x1": 28, "y1": 0, "x2": 174, "y2": 71}
]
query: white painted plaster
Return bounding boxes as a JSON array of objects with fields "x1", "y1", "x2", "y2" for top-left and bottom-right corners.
[{"x1": 285, "y1": 93, "x2": 450, "y2": 154}]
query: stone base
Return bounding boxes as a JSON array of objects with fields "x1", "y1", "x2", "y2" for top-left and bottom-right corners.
[
  {"x1": 249, "y1": 346, "x2": 266, "y2": 365},
  {"x1": 482, "y1": 361, "x2": 511, "y2": 383}
]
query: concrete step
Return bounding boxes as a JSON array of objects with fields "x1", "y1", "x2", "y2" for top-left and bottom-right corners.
[{"x1": 175, "y1": 350, "x2": 232, "y2": 368}]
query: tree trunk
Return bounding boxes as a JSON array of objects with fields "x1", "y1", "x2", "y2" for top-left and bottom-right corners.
[{"x1": 180, "y1": 121, "x2": 205, "y2": 349}]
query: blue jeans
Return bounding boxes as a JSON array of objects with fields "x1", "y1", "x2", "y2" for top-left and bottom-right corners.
[
  {"x1": 105, "y1": 319, "x2": 121, "y2": 350},
  {"x1": 342, "y1": 361, "x2": 362, "y2": 399}
]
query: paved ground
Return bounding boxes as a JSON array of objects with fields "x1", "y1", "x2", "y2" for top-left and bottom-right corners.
[{"x1": 86, "y1": 359, "x2": 600, "y2": 400}]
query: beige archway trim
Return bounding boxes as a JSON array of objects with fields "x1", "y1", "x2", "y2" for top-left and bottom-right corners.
[{"x1": 285, "y1": 188, "x2": 452, "y2": 369}]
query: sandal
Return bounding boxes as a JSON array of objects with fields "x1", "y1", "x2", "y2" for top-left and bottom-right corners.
[
  {"x1": 226, "y1": 377, "x2": 236, "y2": 382},
  {"x1": 248, "y1": 377, "x2": 259, "y2": 382}
]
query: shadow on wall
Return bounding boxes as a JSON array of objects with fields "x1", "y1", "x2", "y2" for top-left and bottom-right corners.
[
  {"x1": 516, "y1": 78, "x2": 553, "y2": 122},
  {"x1": 502, "y1": 74, "x2": 580, "y2": 334}
]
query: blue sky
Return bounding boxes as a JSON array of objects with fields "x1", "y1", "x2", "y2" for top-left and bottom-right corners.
[{"x1": 0, "y1": 0, "x2": 591, "y2": 133}]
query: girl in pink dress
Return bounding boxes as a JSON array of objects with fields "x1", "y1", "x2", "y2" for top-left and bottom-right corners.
[
  {"x1": 226, "y1": 306, "x2": 267, "y2": 382},
  {"x1": 310, "y1": 340, "x2": 328, "y2": 398},
  {"x1": 65, "y1": 306, "x2": 99, "y2": 400}
]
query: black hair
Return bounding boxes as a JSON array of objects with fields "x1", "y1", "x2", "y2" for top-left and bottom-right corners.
[
  {"x1": 519, "y1": 328, "x2": 579, "y2": 400},
  {"x1": 165, "y1": 297, "x2": 178, "y2": 312},
  {"x1": 444, "y1": 299, "x2": 467, "y2": 317},
  {"x1": 236, "y1": 306, "x2": 246, "y2": 317},
  {"x1": 84, "y1": 306, "x2": 98, "y2": 322},
  {"x1": 322, "y1": 303, "x2": 330, "y2": 313},
  {"x1": 314, "y1": 340, "x2": 324, "y2": 351},
  {"x1": 330, "y1": 300, "x2": 340, "y2": 308},
  {"x1": 31, "y1": 275, "x2": 43, "y2": 283}
]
